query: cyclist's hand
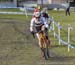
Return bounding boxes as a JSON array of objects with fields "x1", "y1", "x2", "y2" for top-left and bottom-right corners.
[
  {"x1": 41, "y1": 25, "x2": 45, "y2": 31},
  {"x1": 31, "y1": 31, "x2": 35, "y2": 38}
]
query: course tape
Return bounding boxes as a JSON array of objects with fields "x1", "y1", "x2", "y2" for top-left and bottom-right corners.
[{"x1": 50, "y1": 19, "x2": 74, "y2": 48}]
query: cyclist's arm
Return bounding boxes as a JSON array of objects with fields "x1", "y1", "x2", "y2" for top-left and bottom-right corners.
[
  {"x1": 30, "y1": 18, "x2": 35, "y2": 38},
  {"x1": 30, "y1": 18, "x2": 35, "y2": 32}
]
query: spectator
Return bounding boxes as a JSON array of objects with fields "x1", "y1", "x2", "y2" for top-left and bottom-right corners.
[
  {"x1": 65, "y1": 3, "x2": 70, "y2": 16},
  {"x1": 66, "y1": 6, "x2": 70, "y2": 16}
]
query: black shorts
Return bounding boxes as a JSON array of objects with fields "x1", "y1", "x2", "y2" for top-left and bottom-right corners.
[{"x1": 35, "y1": 25, "x2": 42, "y2": 33}]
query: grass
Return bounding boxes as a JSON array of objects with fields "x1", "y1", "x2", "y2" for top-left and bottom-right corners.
[{"x1": 0, "y1": 10, "x2": 75, "y2": 65}]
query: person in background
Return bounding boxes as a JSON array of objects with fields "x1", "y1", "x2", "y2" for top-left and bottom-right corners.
[
  {"x1": 41, "y1": 8, "x2": 52, "y2": 28},
  {"x1": 66, "y1": 2, "x2": 70, "y2": 16},
  {"x1": 41, "y1": 8, "x2": 53, "y2": 29},
  {"x1": 40, "y1": 8, "x2": 52, "y2": 49}
]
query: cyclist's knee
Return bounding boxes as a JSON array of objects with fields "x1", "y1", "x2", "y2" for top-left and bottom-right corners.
[
  {"x1": 41, "y1": 25, "x2": 45, "y2": 31},
  {"x1": 36, "y1": 33, "x2": 39, "y2": 39}
]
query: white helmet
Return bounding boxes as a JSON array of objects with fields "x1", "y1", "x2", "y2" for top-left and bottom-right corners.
[{"x1": 34, "y1": 12, "x2": 40, "y2": 17}]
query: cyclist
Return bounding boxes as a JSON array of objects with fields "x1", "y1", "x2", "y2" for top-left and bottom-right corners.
[
  {"x1": 41, "y1": 8, "x2": 52, "y2": 28},
  {"x1": 30, "y1": 12, "x2": 50, "y2": 59},
  {"x1": 30, "y1": 12, "x2": 48, "y2": 43},
  {"x1": 41, "y1": 8, "x2": 52, "y2": 46}
]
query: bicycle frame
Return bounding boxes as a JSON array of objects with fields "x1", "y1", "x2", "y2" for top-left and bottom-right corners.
[
  {"x1": 39, "y1": 30, "x2": 50, "y2": 60},
  {"x1": 39, "y1": 31, "x2": 47, "y2": 48}
]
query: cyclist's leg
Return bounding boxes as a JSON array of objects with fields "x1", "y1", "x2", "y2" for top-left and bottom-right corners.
[
  {"x1": 36, "y1": 33, "x2": 45, "y2": 58},
  {"x1": 36, "y1": 33, "x2": 42, "y2": 47}
]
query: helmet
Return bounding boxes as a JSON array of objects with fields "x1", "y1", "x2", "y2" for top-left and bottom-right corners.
[
  {"x1": 34, "y1": 12, "x2": 41, "y2": 17},
  {"x1": 37, "y1": 6, "x2": 41, "y2": 10}
]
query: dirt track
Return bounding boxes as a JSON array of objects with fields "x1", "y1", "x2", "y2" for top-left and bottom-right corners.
[{"x1": 0, "y1": 19, "x2": 75, "y2": 65}]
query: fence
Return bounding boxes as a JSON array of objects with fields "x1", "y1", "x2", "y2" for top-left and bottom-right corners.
[{"x1": 50, "y1": 17, "x2": 74, "y2": 52}]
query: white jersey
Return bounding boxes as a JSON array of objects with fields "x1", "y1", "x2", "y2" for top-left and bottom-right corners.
[{"x1": 30, "y1": 17, "x2": 49, "y2": 32}]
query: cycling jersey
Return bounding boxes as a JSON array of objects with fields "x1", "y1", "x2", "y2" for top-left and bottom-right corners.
[{"x1": 30, "y1": 17, "x2": 48, "y2": 32}]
